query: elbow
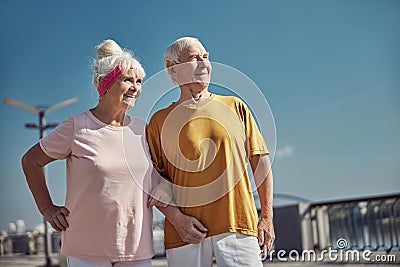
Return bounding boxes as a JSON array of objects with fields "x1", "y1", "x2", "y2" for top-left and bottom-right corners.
[
  {"x1": 21, "y1": 143, "x2": 54, "y2": 175},
  {"x1": 22, "y1": 151, "x2": 28, "y2": 167},
  {"x1": 21, "y1": 151, "x2": 32, "y2": 173},
  {"x1": 21, "y1": 146, "x2": 39, "y2": 173}
]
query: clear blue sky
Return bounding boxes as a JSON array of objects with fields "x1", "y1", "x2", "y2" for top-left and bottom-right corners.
[{"x1": 0, "y1": 0, "x2": 399, "y2": 231}]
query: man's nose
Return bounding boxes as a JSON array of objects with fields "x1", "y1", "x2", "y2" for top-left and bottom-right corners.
[
  {"x1": 198, "y1": 60, "x2": 210, "y2": 69},
  {"x1": 197, "y1": 55, "x2": 205, "y2": 61}
]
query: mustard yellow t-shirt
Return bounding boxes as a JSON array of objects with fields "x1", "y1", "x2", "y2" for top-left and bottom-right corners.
[{"x1": 146, "y1": 94, "x2": 269, "y2": 249}]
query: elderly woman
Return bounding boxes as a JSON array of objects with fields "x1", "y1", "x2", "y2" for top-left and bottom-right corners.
[{"x1": 22, "y1": 40, "x2": 155, "y2": 267}]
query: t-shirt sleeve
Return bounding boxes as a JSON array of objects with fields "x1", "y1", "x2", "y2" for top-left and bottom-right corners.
[
  {"x1": 39, "y1": 116, "x2": 74, "y2": 160},
  {"x1": 243, "y1": 103, "x2": 269, "y2": 156}
]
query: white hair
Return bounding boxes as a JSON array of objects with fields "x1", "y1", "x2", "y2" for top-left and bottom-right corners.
[
  {"x1": 164, "y1": 37, "x2": 204, "y2": 66},
  {"x1": 93, "y1": 39, "x2": 145, "y2": 90}
]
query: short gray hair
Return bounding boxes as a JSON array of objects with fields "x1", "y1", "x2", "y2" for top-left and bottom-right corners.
[{"x1": 164, "y1": 37, "x2": 203, "y2": 66}]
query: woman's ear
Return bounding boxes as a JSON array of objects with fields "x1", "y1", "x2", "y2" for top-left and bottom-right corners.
[{"x1": 98, "y1": 77, "x2": 104, "y2": 86}]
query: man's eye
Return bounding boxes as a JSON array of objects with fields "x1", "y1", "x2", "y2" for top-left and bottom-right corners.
[{"x1": 137, "y1": 79, "x2": 142, "y2": 84}]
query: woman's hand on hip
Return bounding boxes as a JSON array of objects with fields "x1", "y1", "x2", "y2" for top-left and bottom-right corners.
[{"x1": 42, "y1": 204, "x2": 70, "y2": 231}]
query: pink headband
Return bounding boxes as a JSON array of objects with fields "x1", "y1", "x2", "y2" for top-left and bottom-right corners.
[{"x1": 97, "y1": 65, "x2": 123, "y2": 96}]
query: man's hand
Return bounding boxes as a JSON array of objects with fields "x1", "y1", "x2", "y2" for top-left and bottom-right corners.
[
  {"x1": 147, "y1": 181, "x2": 172, "y2": 208},
  {"x1": 170, "y1": 213, "x2": 208, "y2": 244},
  {"x1": 42, "y1": 204, "x2": 70, "y2": 232},
  {"x1": 258, "y1": 217, "x2": 275, "y2": 254}
]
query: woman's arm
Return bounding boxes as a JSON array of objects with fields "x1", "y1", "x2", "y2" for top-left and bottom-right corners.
[{"x1": 22, "y1": 143, "x2": 70, "y2": 231}]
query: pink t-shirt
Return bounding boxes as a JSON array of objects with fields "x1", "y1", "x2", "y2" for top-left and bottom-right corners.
[{"x1": 40, "y1": 110, "x2": 154, "y2": 261}]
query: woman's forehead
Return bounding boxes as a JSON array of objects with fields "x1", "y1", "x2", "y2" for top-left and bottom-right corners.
[{"x1": 123, "y1": 68, "x2": 144, "y2": 78}]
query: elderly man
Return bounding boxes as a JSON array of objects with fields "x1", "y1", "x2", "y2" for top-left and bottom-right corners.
[{"x1": 147, "y1": 37, "x2": 274, "y2": 267}]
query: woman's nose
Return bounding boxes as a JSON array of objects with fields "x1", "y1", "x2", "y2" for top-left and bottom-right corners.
[
  {"x1": 132, "y1": 83, "x2": 141, "y2": 91},
  {"x1": 127, "y1": 87, "x2": 137, "y2": 94}
]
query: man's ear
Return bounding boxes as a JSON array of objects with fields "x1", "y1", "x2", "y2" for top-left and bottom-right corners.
[
  {"x1": 165, "y1": 61, "x2": 176, "y2": 74},
  {"x1": 165, "y1": 60, "x2": 174, "y2": 68}
]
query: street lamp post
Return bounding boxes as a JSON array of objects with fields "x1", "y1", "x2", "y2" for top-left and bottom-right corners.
[{"x1": 3, "y1": 97, "x2": 78, "y2": 267}]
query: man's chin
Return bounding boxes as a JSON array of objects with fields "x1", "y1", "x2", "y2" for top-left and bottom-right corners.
[
  {"x1": 193, "y1": 80, "x2": 210, "y2": 87},
  {"x1": 179, "y1": 81, "x2": 210, "y2": 88},
  {"x1": 197, "y1": 81, "x2": 209, "y2": 87}
]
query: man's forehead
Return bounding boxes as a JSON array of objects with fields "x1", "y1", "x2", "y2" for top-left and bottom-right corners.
[{"x1": 183, "y1": 44, "x2": 207, "y2": 55}]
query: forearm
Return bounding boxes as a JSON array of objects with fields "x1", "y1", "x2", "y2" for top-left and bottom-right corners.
[
  {"x1": 257, "y1": 169, "x2": 273, "y2": 220},
  {"x1": 21, "y1": 144, "x2": 55, "y2": 214},
  {"x1": 251, "y1": 154, "x2": 274, "y2": 220},
  {"x1": 156, "y1": 205, "x2": 183, "y2": 225}
]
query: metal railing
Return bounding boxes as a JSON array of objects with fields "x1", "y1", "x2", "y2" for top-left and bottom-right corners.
[
  {"x1": 3, "y1": 193, "x2": 399, "y2": 257},
  {"x1": 305, "y1": 193, "x2": 400, "y2": 253},
  {"x1": 0, "y1": 231, "x2": 61, "y2": 256}
]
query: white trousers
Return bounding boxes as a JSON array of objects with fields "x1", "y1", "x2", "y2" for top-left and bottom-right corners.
[
  {"x1": 66, "y1": 256, "x2": 152, "y2": 267},
  {"x1": 166, "y1": 232, "x2": 263, "y2": 267}
]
